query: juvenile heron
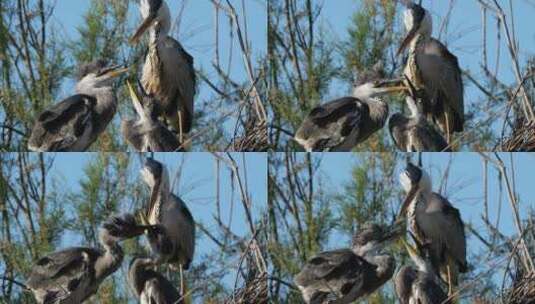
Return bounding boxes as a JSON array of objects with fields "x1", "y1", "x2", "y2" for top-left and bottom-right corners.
[
  {"x1": 139, "y1": 158, "x2": 195, "y2": 293},
  {"x1": 128, "y1": 257, "x2": 182, "y2": 304},
  {"x1": 28, "y1": 60, "x2": 128, "y2": 151},
  {"x1": 389, "y1": 78, "x2": 450, "y2": 152},
  {"x1": 26, "y1": 214, "x2": 148, "y2": 304},
  {"x1": 121, "y1": 80, "x2": 182, "y2": 152},
  {"x1": 294, "y1": 223, "x2": 402, "y2": 304},
  {"x1": 394, "y1": 235, "x2": 449, "y2": 304},
  {"x1": 130, "y1": 0, "x2": 196, "y2": 140},
  {"x1": 398, "y1": 162, "x2": 468, "y2": 296},
  {"x1": 397, "y1": 1, "x2": 464, "y2": 142},
  {"x1": 294, "y1": 79, "x2": 406, "y2": 152}
]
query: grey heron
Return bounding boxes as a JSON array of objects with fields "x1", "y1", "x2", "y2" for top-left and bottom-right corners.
[
  {"x1": 394, "y1": 234, "x2": 449, "y2": 304},
  {"x1": 398, "y1": 162, "x2": 468, "y2": 296},
  {"x1": 397, "y1": 1, "x2": 464, "y2": 142},
  {"x1": 389, "y1": 77, "x2": 450, "y2": 152},
  {"x1": 121, "y1": 79, "x2": 182, "y2": 152},
  {"x1": 294, "y1": 223, "x2": 402, "y2": 304},
  {"x1": 138, "y1": 158, "x2": 195, "y2": 293},
  {"x1": 28, "y1": 60, "x2": 128, "y2": 151},
  {"x1": 26, "y1": 213, "x2": 149, "y2": 303},
  {"x1": 294, "y1": 79, "x2": 407, "y2": 152},
  {"x1": 130, "y1": 0, "x2": 196, "y2": 141},
  {"x1": 128, "y1": 257, "x2": 183, "y2": 304}
]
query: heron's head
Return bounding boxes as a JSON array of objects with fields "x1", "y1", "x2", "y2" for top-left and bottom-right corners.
[
  {"x1": 130, "y1": 0, "x2": 171, "y2": 44},
  {"x1": 141, "y1": 158, "x2": 169, "y2": 188},
  {"x1": 101, "y1": 213, "x2": 147, "y2": 242},
  {"x1": 398, "y1": 162, "x2": 431, "y2": 218},
  {"x1": 352, "y1": 223, "x2": 403, "y2": 256},
  {"x1": 75, "y1": 60, "x2": 129, "y2": 93},
  {"x1": 397, "y1": 2, "x2": 432, "y2": 56},
  {"x1": 353, "y1": 79, "x2": 407, "y2": 100}
]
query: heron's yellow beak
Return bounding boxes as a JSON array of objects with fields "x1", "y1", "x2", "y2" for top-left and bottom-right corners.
[
  {"x1": 126, "y1": 80, "x2": 141, "y2": 104},
  {"x1": 397, "y1": 26, "x2": 419, "y2": 57},
  {"x1": 376, "y1": 79, "x2": 409, "y2": 94},
  {"x1": 104, "y1": 66, "x2": 129, "y2": 79},
  {"x1": 130, "y1": 15, "x2": 157, "y2": 44}
]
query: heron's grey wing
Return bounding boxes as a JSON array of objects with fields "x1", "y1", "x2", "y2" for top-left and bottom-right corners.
[
  {"x1": 394, "y1": 266, "x2": 417, "y2": 304},
  {"x1": 171, "y1": 194, "x2": 195, "y2": 269},
  {"x1": 29, "y1": 94, "x2": 95, "y2": 151},
  {"x1": 413, "y1": 122, "x2": 450, "y2": 152},
  {"x1": 167, "y1": 38, "x2": 196, "y2": 133},
  {"x1": 27, "y1": 247, "x2": 98, "y2": 290},
  {"x1": 294, "y1": 249, "x2": 363, "y2": 287},
  {"x1": 388, "y1": 113, "x2": 409, "y2": 151},
  {"x1": 421, "y1": 193, "x2": 468, "y2": 271},
  {"x1": 144, "y1": 276, "x2": 182, "y2": 304},
  {"x1": 296, "y1": 97, "x2": 362, "y2": 151},
  {"x1": 417, "y1": 39, "x2": 464, "y2": 131},
  {"x1": 413, "y1": 274, "x2": 449, "y2": 304},
  {"x1": 149, "y1": 125, "x2": 181, "y2": 152}
]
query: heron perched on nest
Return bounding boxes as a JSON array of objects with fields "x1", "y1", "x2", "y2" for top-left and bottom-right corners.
[
  {"x1": 397, "y1": 1, "x2": 464, "y2": 143},
  {"x1": 294, "y1": 65, "x2": 407, "y2": 151},
  {"x1": 121, "y1": 79, "x2": 182, "y2": 152},
  {"x1": 294, "y1": 223, "x2": 402, "y2": 304},
  {"x1": 394, "y1": 234, "x2": 449, "y2": 304},
  {"x1": 138, "y1": 158, "x2": 195, "y2": 294},
  {"x1": 26, "y1": 214, "x2": 150, "y2": 304},
  {"x1": 398, "y1": 162, "x2": 468, "y2": 296},
  {"x1": 128, "y1": 257, "x2": 183, "y2": 304},
  {"x1": 130, "y1": 0, "x2": 196, "y2": 142},
  {"x1": 28, "y1": 60, "x2": 128, "y2": 151},
  {"x1": 389, "y1": 77, "x2": 450, "y2": 152}
]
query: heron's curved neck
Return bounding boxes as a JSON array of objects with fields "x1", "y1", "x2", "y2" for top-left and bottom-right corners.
[
  {"x1": 367, "y1": 254, "x2": 395, "y2": 280},
  {"x1": 95, "y1": 242, "x2": 123, "y2": 281},
  {"x1": 149, "y1": 21, "x2": 170, "y2": 45},
  {"x1": 368, "y1": 98, "x2": 389, "y2": 126}
]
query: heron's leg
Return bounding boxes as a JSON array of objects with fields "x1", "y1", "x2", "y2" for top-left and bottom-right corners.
[
  {"x1": 444, "y1": 111, "x2": 451, "y2": 145},
  {"x1": 447, "y1": 263, "x2": 453, "y2": 296}
]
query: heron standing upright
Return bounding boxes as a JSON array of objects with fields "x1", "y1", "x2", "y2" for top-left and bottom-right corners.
[
  {"x1": 121, "y1": 79, "x2": 182, "y2": 152},
  {"x1": 397, "y1": 1, "x2": 464, "y2": 143},
  {"x1": 294, "y1": 78, "x2": 407, "y2": 152},
  {"x1": 26, "y1": 213, "x2": 148, "y2": 304},
  {"x1": 394, "y1": 234, "x2": 449, "y2": 304},
  {"x1": 28, "y1": 60, "x2": 128, "y2": 151},
  {"x1": 128, "y1": 257, "x2": 183, "y2": 304},
  {"x1": 398, "y1": 162, "x2": 468, "y2": 296},
  {"x1": 294, "y1": 223, "x2": 402, "y2": 304},
  {"x1": 389, "y1": 77, "x2": 450, "y2": 152},
  {"x1": 139, "y1": 158, "x2": 196, "y2": 294},
  {"x1": 130, "y1": 0, "x2": 196, "y2": 142}
]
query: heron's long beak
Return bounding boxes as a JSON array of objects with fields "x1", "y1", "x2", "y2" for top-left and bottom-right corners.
[
  {"x1": 99, "y1": 65, "x2": 129, "y2": 79},
  {"x1": 126, "y1": 80, "x2": 149, "y2": 120},
  {"x1": 397, "y1": 25, "x2": 419, "y2": 57},
  {"x1": 377, "y1": 78, "x2": 408, "y2": 94},
  {"x1": 397, "y1": 184, "x2": 419, "y2": 220},
  {"x1": 130, "y1": 15, "x2": 157, "y2": 44}
]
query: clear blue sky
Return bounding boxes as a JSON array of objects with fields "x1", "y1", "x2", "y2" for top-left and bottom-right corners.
[
  {"x1": 311, "y1": 152, "x2": 535, "y2": 291},
  {"x1": 47, "y1": 152, "x2": 267, "y2": 297},
  {"x1": 49, "y1": 0, "x2": 267, "y2": 150}
]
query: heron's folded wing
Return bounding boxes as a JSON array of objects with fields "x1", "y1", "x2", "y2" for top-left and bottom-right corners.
[
  {"x1": 295, "y1": 249, "x2": 363, "y2": 287},
  {"x1": 414, "y1": 123, "x2": 450, "y2": 152},
  {"x1": 414, "y1": 275, "x2": 449, "y2": 304},
  {"x1": 425, "y1": 193, "x2": 468, "y2": 271},
  {"x1": 27, "y1": 247, "x2": 98, "y2": 289},
  {"x1": 417, "y1": 39, "x2": 464, "y2": 130},
  {"x1": 37, "y1": 94, "x2": 95, "y2": 132}
]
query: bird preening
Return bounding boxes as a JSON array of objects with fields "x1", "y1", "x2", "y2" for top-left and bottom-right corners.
[
  {"x1": 28, "y1": 0, "x2": 196, "y2": 152},
  {"x1": 294, "y1": 0, "x2": 464, "y2": 152},
  {"x1": 293, "y1": 160, "x2": 468, "y2": 304},
  {"x1": 25, "y1": 158, "x2": 195, "y2": 304}
]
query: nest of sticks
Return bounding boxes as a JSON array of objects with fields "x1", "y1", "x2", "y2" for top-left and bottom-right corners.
[
  {"x1": 501, "y1": 120, "x2": 535, "y2": 151},
  {"x1": 231, "y1": 121, "x2": 268, "y2": 152},
  {"x1": 224, "y1": 272, "x2": 268, "y2": 304},
  {"x1": 505, "y1": 271, "x2": 535, "y2": 304}
]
